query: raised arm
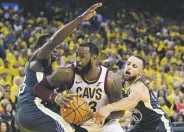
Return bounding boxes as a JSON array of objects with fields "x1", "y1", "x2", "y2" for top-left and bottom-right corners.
[
  {"x1": 30, "y1": 3, "x2": 102, "y2": 72},
  {"x1": 37, "y1": 3, "x2": 102, "y2": 60},
  {"x1": 105, "y1": 71, "x2": 124, "y2": 119}
]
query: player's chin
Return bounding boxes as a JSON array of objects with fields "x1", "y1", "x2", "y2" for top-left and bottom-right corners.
[{"x1": 124, "y1": 76, "x2": 131, "y2": 81}]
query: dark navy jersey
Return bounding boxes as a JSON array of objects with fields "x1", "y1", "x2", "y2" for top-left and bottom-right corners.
[
  {"x1": 122, "y1": 78, "x2": 171, "y2": 131},
  {"x1": 17, "y1": 59, "x2": 52, "y2": 107}
]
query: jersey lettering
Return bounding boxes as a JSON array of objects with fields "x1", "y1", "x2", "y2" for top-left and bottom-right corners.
[{"x1": 76, "y1": 87, "x2": 102, "y2": 100}]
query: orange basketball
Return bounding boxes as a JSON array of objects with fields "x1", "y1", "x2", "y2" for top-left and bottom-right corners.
[{"x1": 60, "y1": 96, "x2": 91, "y2": 124}]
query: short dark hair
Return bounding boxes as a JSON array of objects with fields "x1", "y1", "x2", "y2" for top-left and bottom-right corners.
[
  {"x1": 79, "y1": 42, "x2": 99, "y2": 56},
  {"x1": 35, "y1": 33, "x2": 52, "y2": 49},
  {"x1": 133, "y1": 55, "x2": 147, "y2": 69}
]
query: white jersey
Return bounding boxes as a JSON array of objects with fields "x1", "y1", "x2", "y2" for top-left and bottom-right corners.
[
  {"x1": 70, "y1": 66, "x2": 109, "y2": 112},
  {"x1": 70, "y1": 65, "x2": 124, "y2": 132}
]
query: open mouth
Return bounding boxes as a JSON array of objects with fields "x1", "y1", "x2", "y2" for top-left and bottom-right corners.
[{"x1": 125, "y1": 71, "x2": 130, "y2": 75}]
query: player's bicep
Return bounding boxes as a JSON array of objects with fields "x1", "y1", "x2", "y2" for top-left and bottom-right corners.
[
  {"x1": 129, "y1": 83, "x2": 145, "y2": 103},
  {"x1": 106, "y1": 72, "x2": 123, "y2": 103}
]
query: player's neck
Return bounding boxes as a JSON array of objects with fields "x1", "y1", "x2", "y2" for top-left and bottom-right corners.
[
  {"x1": 83, "y1": 66, "x2": 100, "y2": 82},
  {"x1": 125, "y1": 77, "x2": 140, "y2": 89}
]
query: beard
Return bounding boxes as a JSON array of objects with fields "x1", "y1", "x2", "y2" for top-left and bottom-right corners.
[
  {"x1": 123, "y1": 73, "x2": 138, "y2": 82},
  {"x1": 75, "y1": 60, "x2": 92, "y2": 76}
]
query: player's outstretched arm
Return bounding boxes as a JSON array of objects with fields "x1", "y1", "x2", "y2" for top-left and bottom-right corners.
[
  {"x1": 37, "y1": 3, "x2": 102, "y2": 61},
  {"x1": 93, "y1": 82, "x2": 146, "y2": 125},
  {"x1": 108, "y1": 82, "x2": 145, "y2": 111},
  {"x1": 32, "y1": 65, "x2": 75, "y2": 106}
]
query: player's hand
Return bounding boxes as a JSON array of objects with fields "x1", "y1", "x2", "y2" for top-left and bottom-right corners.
[
  {"x1": 80, "y1": 3, "x2": 102, "y2": 21},
  {"x1": 55, "y1": 93, "x2": 77, "y2": 107},
  {"x1": 76, "y1": 112, "x2": 93, "y2": 125},
  {"x1": 93, "y1": 106, "x2": 110, "y2": 125}
]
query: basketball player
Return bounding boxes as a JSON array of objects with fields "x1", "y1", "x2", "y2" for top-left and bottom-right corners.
[
  {"x1": 32, "y1": 42, "x2": 125, "y2": 132},
  {"x1": 93, "y1": 55, "x2": 173, "y2": 132},
  {"x1": 15, "y1": 3, "x2": 102, "y2": 132}
]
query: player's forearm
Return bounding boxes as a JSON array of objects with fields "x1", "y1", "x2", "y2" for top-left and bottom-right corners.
[
  {"x1": 32, "y1": 80, "x2": 57, "y2": 102},
  {"x1": 110, "y1": 97, "x2": 138, "y2": 111},
  {"x1": 107, "y1": 111, "x2": 124, "y2": 120},
  {"x1": 32, "y1": 78, "x2": 64, "y2": 102},
  {"x1": 38, "y1": 16, "x2": 82, "y2": 59}
]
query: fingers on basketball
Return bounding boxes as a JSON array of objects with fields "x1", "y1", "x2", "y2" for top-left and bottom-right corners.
[{"x1": 60, "y1": 96, "x2": 91, "y2": 124}]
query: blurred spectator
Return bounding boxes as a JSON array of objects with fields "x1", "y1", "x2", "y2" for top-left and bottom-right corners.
[
  {"x1": 1, "y1": 103, "x2": 15, "y2": 124},
  {"x1": 0, "y1": 120, "x2": 12, "y2": 132},
  {"x1": 176, "y1": 114, "x2": 184, "y2": 122}
]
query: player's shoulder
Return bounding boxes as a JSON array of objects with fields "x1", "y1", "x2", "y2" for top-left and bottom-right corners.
[
  {"x1": 51, "y1": 64, "x2": 74, "y2": 79},
  {"x1": 131, "y1": 81, "x2": 147, "y2": 92},
  {"x1": 106, "y1": 70, "x2": 122, "y2": 90},
  {"x1": 106, "y1": 70, "x2": 120, "y2": 81}
]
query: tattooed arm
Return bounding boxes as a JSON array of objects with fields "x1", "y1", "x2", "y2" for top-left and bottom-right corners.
[
  {"x1": 32, "y1": 65, "x2": 75, "y2": 105},
  {"x1": 105, "y1": 71, "x2": 124, "y2": 120}
]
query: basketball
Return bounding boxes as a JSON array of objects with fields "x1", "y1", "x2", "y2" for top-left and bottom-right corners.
[{"x1": 60, "y1": 96, "x2": 91, "y2": 124}]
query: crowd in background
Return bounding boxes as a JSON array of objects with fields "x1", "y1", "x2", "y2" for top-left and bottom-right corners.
[{"x1": 0, "y1": 1, "x2": 184, "y2": 131}]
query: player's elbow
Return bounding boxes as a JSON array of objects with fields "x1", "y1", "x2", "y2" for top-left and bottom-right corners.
[
  {"x1": 132, "y1": 102, "x2": 138, "y2": 108},
  {"x1": 126, "y1": 98, "x2": 138, "y2": 109},
  {"x1": 129, "y1": 99, "x2": 138, "y2": 108}
]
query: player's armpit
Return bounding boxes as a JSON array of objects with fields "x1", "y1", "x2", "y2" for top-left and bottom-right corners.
[
  {"x1": 110, "y1": 82, "x2": 145, "y2": 111},
  {"x1": 105, "y1": 71, "x2": 124, "y2": 119},
  {"x1": 47, "y1": 65, "x2": 75, "y2": 89}
]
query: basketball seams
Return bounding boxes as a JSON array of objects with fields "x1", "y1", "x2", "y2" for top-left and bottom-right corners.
[
  {"x1": 63, "y1": 107, "x2": 75, "y2": 118},
  {"x1": 72, "y1": 107, "x2": 76, "y2": 124},
  {"x1": 61, "y1": 97, "x2": 90, "y2": 124},
  {"x1": 72, "y1": 102, "x2": 84, "y2": 122},
  {"x1": 77, "y1": 106, "x2": 89, "y2": 112}
]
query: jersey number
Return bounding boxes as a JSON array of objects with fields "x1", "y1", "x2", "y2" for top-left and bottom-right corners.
[
  {"x1": 18, "y1": 76, "x2": 26, "y2": 96},
  {"x1": 89, "y1": 101, "x2": 97, "y2": 112}
]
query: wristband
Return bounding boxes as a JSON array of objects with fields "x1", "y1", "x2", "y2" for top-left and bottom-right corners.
[{"x1": 107, "y1": 104, "x2": 113, "y2": 112}]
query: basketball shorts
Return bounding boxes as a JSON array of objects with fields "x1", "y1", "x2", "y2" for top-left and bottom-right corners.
[{"x1": 15, "y1": 98, "x2": 74, "y2": 132}]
